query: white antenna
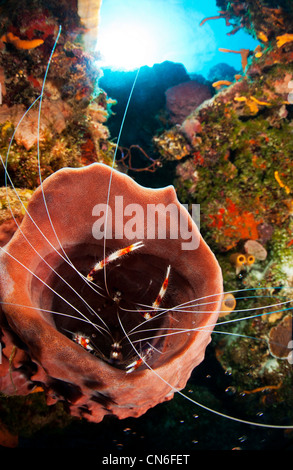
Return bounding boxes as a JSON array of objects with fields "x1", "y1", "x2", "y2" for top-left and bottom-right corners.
[{"x1": 103, "y1": 67, "x2": 141, "y2": 296}]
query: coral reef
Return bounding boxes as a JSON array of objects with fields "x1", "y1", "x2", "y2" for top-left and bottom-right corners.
[
  {"x1": 155, "y1": 0, "x2": 293, "y2": 415},
  {"x1": 156, "y1": 34, "x2": 293, "y2": 258},
  {"x1": 98, "y1": 62, "x2": 191, "y2": 176},
  {"x1": 0, "y1": 187, "x2": 33, "y2": 246},
  {"x1": 1, "y1": 0, "x2": 293, "y2": 448},
  {"x1": 215, "y1": 0, "x2": 293, "y2": 40},
  {"x1": 0, "y1": 0, "x2": 118, "y2": 276},
  {"x1": 0, "y1": 0, "x2": 115, "y2": 190}
]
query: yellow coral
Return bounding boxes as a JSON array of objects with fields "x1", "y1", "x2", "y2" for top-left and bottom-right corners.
[
  {"x1": 246, "y1": 100, "x2": 260, "y2": 114},
  {"x1": 254, "y1": 45, "x2": 263, "y2": 58},
  {"x1": 1, "y1": 121, "x2": 13, "y2": 137},
  {"x1": 230, "y1": 252, "x2": 246, "y2": 269},
  {"x1": 219, "y1": 293, "x2": 236, "y2": 318},
  {"x1": 234, "y1": 96, "x2": 247, "y2": 102},
  {"x1": 234, "y1": 96, "x2": 258, "y2": 114},
  {"x1": 250, "y1": 96, "x2": 272, "y2": 107},
  {"x1": 1, "y1": 32, "x2": 44, "y2": 50},
  {"x1": 274, "y1": 171, "x2": 291, "y2": 195},
  {"x1": 258, "y1": 32, "x2": 268, "y2": 43},
  {"x1": 245, "y1": 254, "x2": 255, "y2": 266},
  {"x1": 234, "y1": 95, "x2": 271, "y2": 115},
  {"x1": 276, "y1": 33, "x2": 293, "y2": 48},
  {"x1": 212, "y1": 80, "x2": 232, "y2": 89},
  {"x1": 229, "y1": 252, "x2": 255, "y2": 274}
]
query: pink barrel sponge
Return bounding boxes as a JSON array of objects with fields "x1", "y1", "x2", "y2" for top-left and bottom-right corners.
[{"x1": 0, "y1": 163, "x2": 222, "y2": 422}]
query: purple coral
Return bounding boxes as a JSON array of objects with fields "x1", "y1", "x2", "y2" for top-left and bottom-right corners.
[{"x1": 165, "y1": 81, "x2": 212, "y2": 125}]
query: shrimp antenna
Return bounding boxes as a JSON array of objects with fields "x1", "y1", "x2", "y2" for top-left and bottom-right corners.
[{"x1": 103, "y1": 67, "x2": 141, "y2": 296}]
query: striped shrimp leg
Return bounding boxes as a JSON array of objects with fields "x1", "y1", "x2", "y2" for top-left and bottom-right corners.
[
  {"x1": 87, "y1": 241, "x2": 144, "y2": 281},
  {"x1": 142, "y1": 264, "x2": 171, "y2": 320}
]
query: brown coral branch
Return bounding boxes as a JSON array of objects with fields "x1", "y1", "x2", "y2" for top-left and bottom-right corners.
[
  {"x1": 242, "y1": 382, "x2": 283, "y2": 395},
  {"x1": 199, "y1": 11, "x2": 231, "y2": 27},
  {"x1": 226, "y1": 25, "x2": 242, "y2": 36},
  {"x1": 219, "y1": 48, "x2": 251, "y2": 71},
  {"x1": 116, "y1": 145, "x2": 163, "y2": 173}
]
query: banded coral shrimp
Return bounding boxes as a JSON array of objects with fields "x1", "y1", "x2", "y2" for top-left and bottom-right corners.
[{"x1": 0, "y1": 25, "x2": 292, "y2": 453}]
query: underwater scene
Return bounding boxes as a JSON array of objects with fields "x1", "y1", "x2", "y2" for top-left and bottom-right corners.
[{"x1": 0, "y1": 0, "x2": 292, "y2": 454}]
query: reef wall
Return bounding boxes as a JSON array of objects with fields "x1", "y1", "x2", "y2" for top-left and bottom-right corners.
[
  {"x1": 0, "y1": 0, "x2": 116, "y2": 241},
  {"x1": 0, "y1": 0, "x2": 114, "y2": 187},
  {"x1": 155, "y1": 0, "x2": 293, "y2": 410}
]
